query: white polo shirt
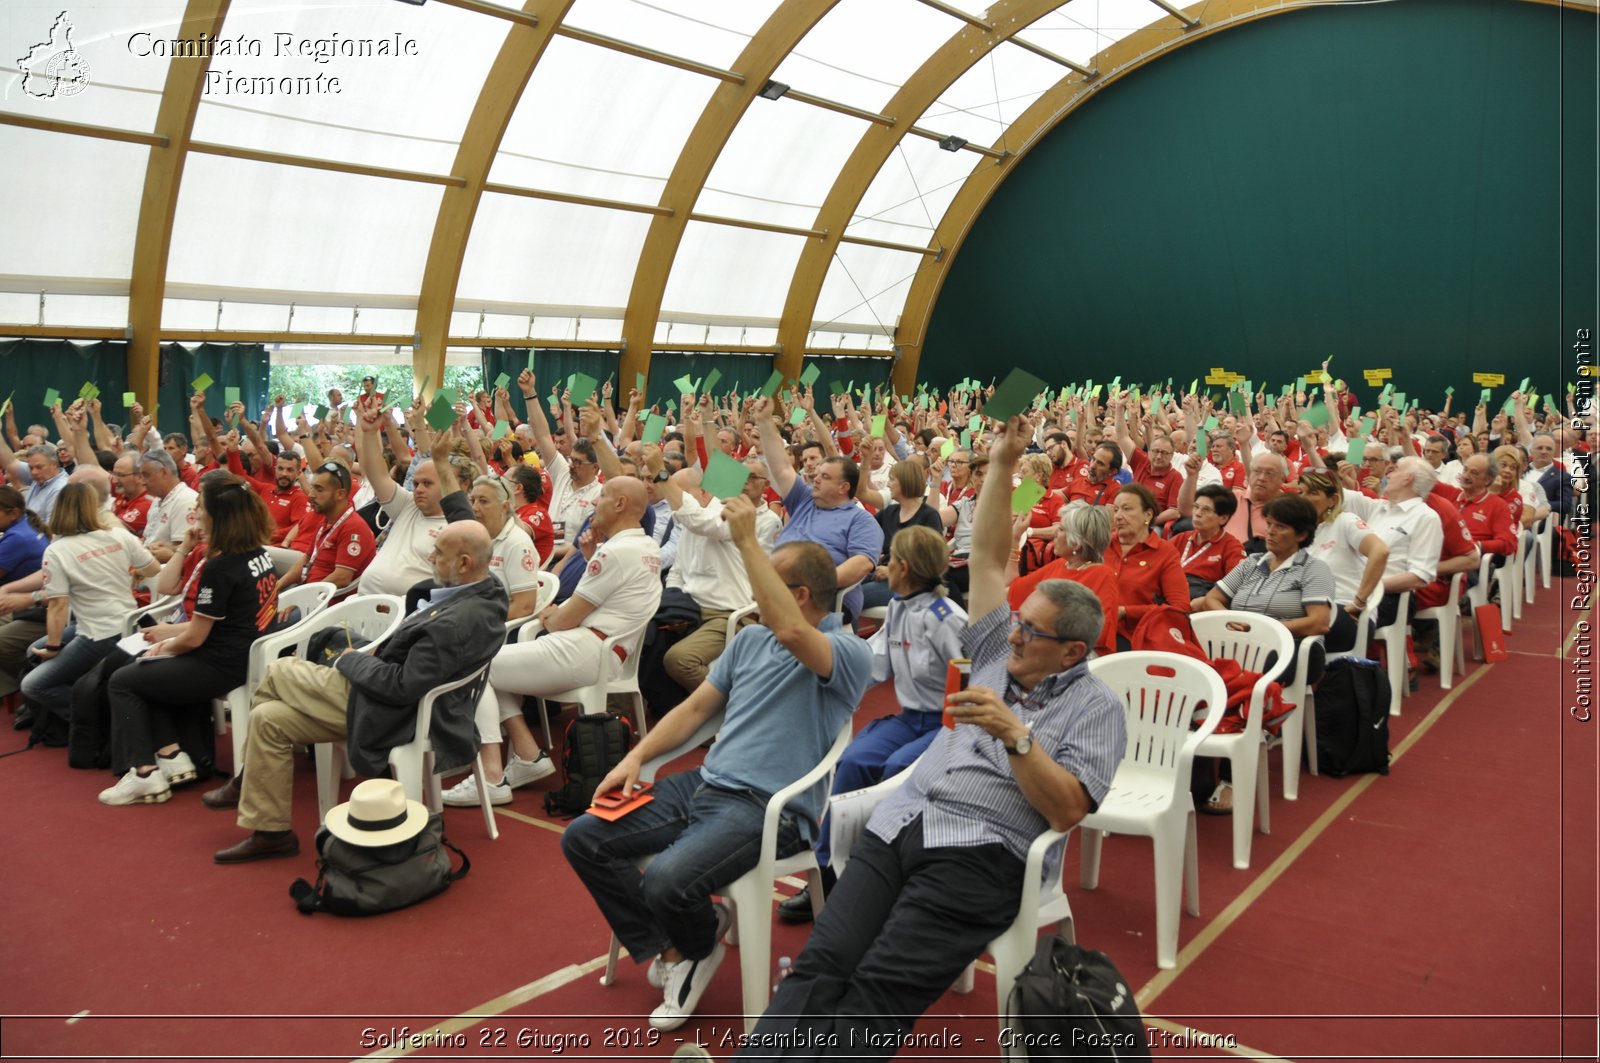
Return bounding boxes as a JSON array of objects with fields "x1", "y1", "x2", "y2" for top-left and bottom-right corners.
[
  {"x1": 42, "y1": 527, "x2": 156, "y2": 640},
  {"x1": 546, "y1": 452, "x2": 604, "y2": 543},
  {"x1": 573, "y1": 527, "x2": 662, "y2": 635},
  {"x1": 664, "y1": 494, "x2": 752, "y2": 612},
  {"x1": 143, "y1": 482, "x2": 198, "y2": 548},
  {"x1": 487, "y1": 518, "x2": 540, "y2": 598},
  {"x1": 358, "y1": 489, "x2": 445, "y2": 598},
  {"x1": 1346, "y1": 493, "x2": 1442, "y2": 585}
]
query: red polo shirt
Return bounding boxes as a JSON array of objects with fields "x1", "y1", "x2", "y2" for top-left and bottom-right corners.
[
  {"x1": 114, "y1": 492, "x2": 154, "y2": 538},
  {"x1": 1128, "y1": 447, "x2": 1183, "y2": 515},
  {"x1": 1458, "y1": 490, "x2": 1516, "y2": 557},
  {"x1": 1214, "y1": 459, "x2": 1246, "y2": 490},
  {"x1": 1414, "y1": 492, "x2": 1477, "y2": 609},
  {"x1": 1169, "y1": 529, "x2": 1245, "y2": 588},
  {"x1": 1008, "y1": 561, "x2": 1120, "y2": 658},
  {"x1": 1103, "y1": 532, "x2": 1190, "y2": 642}
]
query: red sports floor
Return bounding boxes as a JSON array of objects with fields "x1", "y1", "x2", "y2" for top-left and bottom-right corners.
[{"x1": 1, "y1": 579, "x2": 1594, "y2": 1063}]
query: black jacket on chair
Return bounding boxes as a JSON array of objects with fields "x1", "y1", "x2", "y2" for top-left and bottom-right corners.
[{"x1": 334, "y1": 577, "x2": 508, "y2": 776}]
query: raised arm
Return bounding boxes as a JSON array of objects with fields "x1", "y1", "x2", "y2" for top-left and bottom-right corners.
[
  {"x1": 581, "y1": 399, "x2": 624, "y2": 482},
  {"x1": 516, "y1": 368, "x2": 560, "y2": 468},
  {"x1": 355, "y1": 400, "x2": 397, "y2": 505},
  {"x1": 968, "y1": 414, "x2": 1029, "y2": 621},
  {"x1": 753, "y1": 397, "x2": 797, "y2": 498}
]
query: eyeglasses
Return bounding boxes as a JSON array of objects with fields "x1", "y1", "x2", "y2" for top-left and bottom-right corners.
[{"x1": 1010, "y1": 610, "x2": 1067, "y2": 644}]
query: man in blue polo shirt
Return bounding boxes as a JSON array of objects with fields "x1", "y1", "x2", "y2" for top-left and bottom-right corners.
[
  {"x1": 561, "y1": 493, "x2": 872, "y2": 1033},
  {"x1": 753, "y1": 397, "x2": 882, "y2": 621}
]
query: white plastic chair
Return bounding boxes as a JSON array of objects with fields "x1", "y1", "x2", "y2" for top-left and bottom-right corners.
[
  {"x1": 522, "y1": 615, "x2": 652, "y2": 748},
  {"x1": 1370, "y1": 592, "x2": 1410, "y2": 717},
  {"x1": 385, "y1": 663, "x2": 499, "y2": 841},
  {"x1": 503, "y1": 571, "x2": 560, "y2": 642},
  {"x1": 1530, "y1": 513, "x2": 1555, "y2": 592},
  {"x1": 598, "y1": 711, "x2": 854, "y2": 1034},
  {"x1": 209, "y1": 582, "x2": 338, "y2": 774},
  {"x1": 1188, "y1": 612, "x2": 1292, "y2": 870},
  {"x1": 1079, "y1": 652, "x2": 1227, "y2": 970},
  {"x1": 1411, "y1": 572, "x2": 1466, "y2": 690},
  {"x1": 122, "y1": 594, "x2": 181, "y2": 636}
]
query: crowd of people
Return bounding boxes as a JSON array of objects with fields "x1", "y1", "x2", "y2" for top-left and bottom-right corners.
[{"x1": 0, "y1": 357, "x2": 1588, "y2": 1044}]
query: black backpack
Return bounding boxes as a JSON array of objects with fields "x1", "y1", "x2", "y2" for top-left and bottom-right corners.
[
  {"x1": 543, "y1": 713, "x2": 635, "y2": 818},
  {"x1": 1314, "y1": 657, "x2": 1391, "y2": 777},
  {"x1": 1007, "y1": 935, "x2": 1151, "y2": 1060}
]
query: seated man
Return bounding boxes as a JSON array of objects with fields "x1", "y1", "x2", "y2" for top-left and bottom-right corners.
[
  {"x1": 451, "y1": 475, "x2": 662, "y2": 804},
  {"x1": 210, "y1": 521, "x2": 508, "y2": 859},
  {"x1": 560, "y1": 495, "x2": 872, "y2": 1032},
  {"x1": 275, "y1": 460, "x2": 376, "y2": 594},
  {"x1": 352, "y1": 402, "x2": 469, "y2": 596},
  {"x1": 738, "y1": 413, "x2": 1126, "y2": 1058}
]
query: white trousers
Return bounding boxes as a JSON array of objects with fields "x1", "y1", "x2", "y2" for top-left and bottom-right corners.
[{"x1": 474, "y1": 628, "x2": 614, "y2": 741}]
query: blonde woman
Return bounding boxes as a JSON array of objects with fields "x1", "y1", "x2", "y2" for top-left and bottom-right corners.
[
  {"x1": 1013, "y1": 452, "x2": 1062, "y2": 574},
  {"x1": 21, "y1": 483, "x2": 161, "y2": 742},
  {"x1": 778, "y1": 524, "x2": 967, "y2": 924}
]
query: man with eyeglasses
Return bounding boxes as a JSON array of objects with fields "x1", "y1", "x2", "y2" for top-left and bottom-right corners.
[
  {"x1": 739, "y1": 413, "x2": 1126, "y2": 1056},
  {"x1": 515, "y1": 369, "x2": 602, "y2": 555}
]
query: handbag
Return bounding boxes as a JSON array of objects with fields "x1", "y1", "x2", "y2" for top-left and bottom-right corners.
[{"x1": 290, "y1": 813, "x2": 467, "y2": 915}]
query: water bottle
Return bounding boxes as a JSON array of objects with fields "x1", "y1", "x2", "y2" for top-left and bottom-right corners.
[{"x1": 773, "y1": 955, "x2": 792, "y2": 993}]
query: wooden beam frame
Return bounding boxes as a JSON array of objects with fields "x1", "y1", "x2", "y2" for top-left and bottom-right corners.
[
  {"x1": 0, "y1": 113, "x2": 167, "y2": 148},
  {"x1": 617, "y1": 0, "x2": 840, "y2": 392},
  {"x1": 412, "y1": 0, "x2": 573, "y2": 399},
  {"x1": 125, "y1": 0, "x2": 231, "y2": 409}
]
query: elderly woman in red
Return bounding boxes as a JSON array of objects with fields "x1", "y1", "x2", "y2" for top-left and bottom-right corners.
[{"x1": 1104, "y1": 482, "x2": 1189, "y2": 650}]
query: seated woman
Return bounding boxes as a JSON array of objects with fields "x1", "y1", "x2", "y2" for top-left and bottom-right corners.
[
  {"x1": 777, "y1": 525, "x2": 966, "y2": 924},
  {"x1": 1005, "y1": 501, "x2": 1119, "y2": 659},
  {"x1": 1013, "y1": 453, "x2": 1063, "y2": 575},
  {"x1": 1196, "y1": 495, "x2": 1335, "y2": 686},
  {"x1": 1170, "y1": 479, "x2": 1244, "y2": 601},
  {"x1": 0, "y1": 484, "x2": 51, "y2": 713},
  {"x1": 1298, "y1": 470, "x2": 1388, "y2": 654},
  {"x1": 20, "y1": 483, "x2": 162, "y2": 739},
  {"x1": 861, "y1": 460, "x2": 946, "y2": 611},
  {"x1": 100, "y1": 476, "x2": 282, "y2": 806},
  {"x1": 1103, "y1": 482, "x2": 1189, "y2": 650},
  {"x1": 1192, "y1": 494, "x2": 1334, "y2": 814}
]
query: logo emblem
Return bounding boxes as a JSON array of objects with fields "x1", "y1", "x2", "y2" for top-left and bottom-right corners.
[
  {"x1": 17, "y1": 11, "x2": 91, "y2": 98},
  {"x1": 347, "y1": 539, "x2": 361, "y2": 557}
]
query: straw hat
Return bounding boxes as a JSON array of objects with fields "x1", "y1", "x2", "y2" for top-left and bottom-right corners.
[{"x1": 324, "y1": 779, "x2": 428, "y2": 847}]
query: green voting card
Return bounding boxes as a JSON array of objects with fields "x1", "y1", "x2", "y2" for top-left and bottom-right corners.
[
  {"x1": 871, "y1": 414, "x2": 886, "y2": 437},
  {"x1": 703, "y1": 451, "x2": 750, "y2": 499},
  {"x1": 704, "y1": 369, "x2": 723, "y2": 395},
  {"x1": 225, "y1": 386, "x2": 240, "y2": 408},
  {"x1": 42, "y1": 387, "x2": 60, "y2": 409},
  {"x1": 191, "y1": 372, "x2": 214, "y2": 393},
  {"x1": 635, "y1": 372, "x2": 646, "y2": 394},
  {"x1": 981, "y1": 368, "x2": 1048, "y2": 422},
  {"x1": 568, "y1": 373, "x2": 599, "y2": 407},
  {"x1": 673, "y1": 375, "x2": 696, "y2": 397},
  {"x1": 789, "y1": 406, "x2": 808, "y2": 426},
  {"x1": 1345, "y1": 437, "x2": 1367, "y2": 464},
  {"x1": 759, "y1": 370, "x2": 784, "y2": 398},
  {"x1": 800, "y1": 363, "x2": 820, "y2": 387},
  {"x1": 642, "y1": 413, "x2": 667, "y2": 443},
  {"x1": 493, "y1": 373, "x2": 511, "y2": 391},
  {"x1": 490, "y1": 419, "x2": 510, "y2": 441},
  {"x1": 1301, "y1": 401, "x2": 1332, "y2": 428},
  {"x1": 424, "y1": 393, "x2": 457, "y2": 432},
  {"x1": 122, "y1": 391, "x2": 137, "y2": 408},
  {"x1": 1011, "y1": 479, "x2": 1046, "y2": 514}
]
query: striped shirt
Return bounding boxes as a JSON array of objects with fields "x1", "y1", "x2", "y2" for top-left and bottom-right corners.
[
  {"x1": 1214, "y1": 549, "x2": 1335, "y2": 623},
  {"x1": 866, "y1": 604, "x2": 1127, "y2": 862}
]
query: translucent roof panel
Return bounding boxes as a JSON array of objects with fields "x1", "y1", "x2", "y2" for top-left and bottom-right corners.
[
  {"x1": 166, "y1": 154, "x2": 443, "y2": 299},
  {"x1": 661, "y1": 224, "x2": 808, "y2": 325},
  {"x1": 772, "y1": 0, "x2": 963, "y2": 115},
  {"x1": 695, "y1": 98, "x2": 872, "y2": 229},
  {"x1": 561, "y1": 0, "x2": 778, "y2": 71},
  {"x1": 919, "y1": 41, "x2": 1067, "y2": 151},
  {"x1": 1013, "y1": 0, "x2": 1175, "y2": 67},
  {"x1": 0, "y1": 127, "x2": 146, "y2": 285},
  {"x1": 457, "y1": 195, "x2": 653, "y2": 314},
  {"x1": 190, "y1": 0, "x2": 506, "y2": 176},
  {"x1": 2, "y1": 0, "x2": 190, "y2": 132},
  {"x1": 845, "y1": 134, "x2": 980, "y2": 247},
  {"x1": 812, "y1": 245, "x2": 926, "y2": 335},
  {"x1": 490, "y1": 36, "x2": 719, "y2": 206}
]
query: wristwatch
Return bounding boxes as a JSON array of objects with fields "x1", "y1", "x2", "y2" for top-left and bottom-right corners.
[
  {"x1": 653, "y1": 471, "x2": 670, "y2": 483},
  {"x1": 1005, "y1": 733, "x2": 1033, "y2": 756}
]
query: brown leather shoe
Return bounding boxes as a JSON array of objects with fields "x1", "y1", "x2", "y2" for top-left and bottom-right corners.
[
  {"x1": 201, "y1": 776, "x2": 241, "y2": 810},
  {"x1": 213, "y1": 831, "x2": 300, "y2": 864}
]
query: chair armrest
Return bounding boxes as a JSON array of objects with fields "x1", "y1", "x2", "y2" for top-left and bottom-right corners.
[
  {"x1": 827, "y1": 769, "x2": 914, "y2": 871},
  {"x1": 638, "y1": 710, "x2": 727, "y2": 782},
  {"x1": 759, "y1": 721, "x2": 853, "y2": 862},
  {"x1": 1018, "y1": 827, "x2": 1073, "y2": 917},
  {"x1": 414, "y1": 662, "x2": 492, "y2": 739},
  {"x1": 123, "y1": 594, "x2": 181, "y2": 636}
]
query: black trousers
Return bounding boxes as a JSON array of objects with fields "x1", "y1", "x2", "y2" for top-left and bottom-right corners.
[
  {"x1": 109, "y1": 653, "x2": 238, "y2": 771},
  {"x1": 737, "y1": 816, "x2": 1024, "y2": 1061}
]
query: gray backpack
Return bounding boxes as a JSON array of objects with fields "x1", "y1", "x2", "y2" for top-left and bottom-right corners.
[{"x1": 290, "y1": 813, "x2": 467, "y2": 916}]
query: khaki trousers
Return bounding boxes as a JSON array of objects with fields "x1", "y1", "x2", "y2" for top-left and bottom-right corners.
[
  {"x1": 663, "y1": 609, "x2": 741, "y2": 691},
  {"x1": 237, "y1": 657, "x2": 351, "y2": 832}
]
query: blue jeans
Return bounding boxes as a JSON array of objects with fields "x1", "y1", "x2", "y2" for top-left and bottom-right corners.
[
  {"x1": 816, "y1": 712, "x2": 942, "y2": 867},
  {"x1": 859, "y1": 579, "x2": 893, "y2": 611},
  {"x1": 561, "y1": 770, "x2": 805, "y2": 966},
  {"x1": 20, "y1": 626, "x2": 117, "y2": 729}
]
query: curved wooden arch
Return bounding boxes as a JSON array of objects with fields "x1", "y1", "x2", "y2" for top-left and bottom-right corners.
[
  {"x1": 125, "y1": 0, "x2": 231, "y2": 406},
  {"x1": 616, "y1": 0, "x2": 840, "y2": 389},
  {"x1": 412, "y1": 0, "x2": 574, "y2": 396},
  {"x1": 772, "y1": 0, "x2": 1106, "y2": 379},
  {"x1": 886, "y1": 0, "x2": 1594, "y2": 393}
]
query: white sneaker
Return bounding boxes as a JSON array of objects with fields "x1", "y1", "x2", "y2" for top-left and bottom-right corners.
[
  {"x1": 649, "y1": 898, "x2": 729, "y2": 988},
  {"x1": 504, "y1": 751, "x2": 555, "y2": 789},
  {"x1": 157, "y1": 750, "x2": 197, "y2": 785},
  {"x1": 99, "y1": 768, "x2": 172, "y2": 806},
  {"x1": 648, "y1": 901, "x2": 731, "y2": 1032},
  {"x1": 442, "y1": 773, "x2": 511, "y2": 807}
]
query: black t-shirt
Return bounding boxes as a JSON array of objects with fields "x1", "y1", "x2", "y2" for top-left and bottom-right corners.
[
  {"x1": 875, "y1": 502, "x2": 947, "y2": 565},
  {"x1": 192, "y1": 547, "x2": 280, "y2": 675}
]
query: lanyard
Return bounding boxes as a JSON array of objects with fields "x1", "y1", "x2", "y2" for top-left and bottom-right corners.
[
  {"x1": 310, "y1": 505, "x2": 354, "y2": 561},
  {"x1": 1180, "y1": 533, "x2": 1217, "y2": 569}
]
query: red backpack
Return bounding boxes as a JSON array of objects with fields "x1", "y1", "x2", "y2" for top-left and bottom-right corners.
[{"x1": 1128, "y1": 608, "x2": 1296, "y2": 735}]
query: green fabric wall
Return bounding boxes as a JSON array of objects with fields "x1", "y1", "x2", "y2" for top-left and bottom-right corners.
[
  {"x1": 0, "y1": 339, "x2": 269, "y2": 441},
  {"x1": 921, "y1": 0, "x2": 1597, "y2": 410}
]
